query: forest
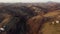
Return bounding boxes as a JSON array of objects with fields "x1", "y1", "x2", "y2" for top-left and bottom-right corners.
[{"x1": 0, "y1": 2, "x2": 60, "y2": 34}]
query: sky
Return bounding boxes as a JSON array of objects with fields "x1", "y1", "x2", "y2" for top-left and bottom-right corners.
[{"x1": 0, "y1": 0, "x2": 60, "y2": 3}]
